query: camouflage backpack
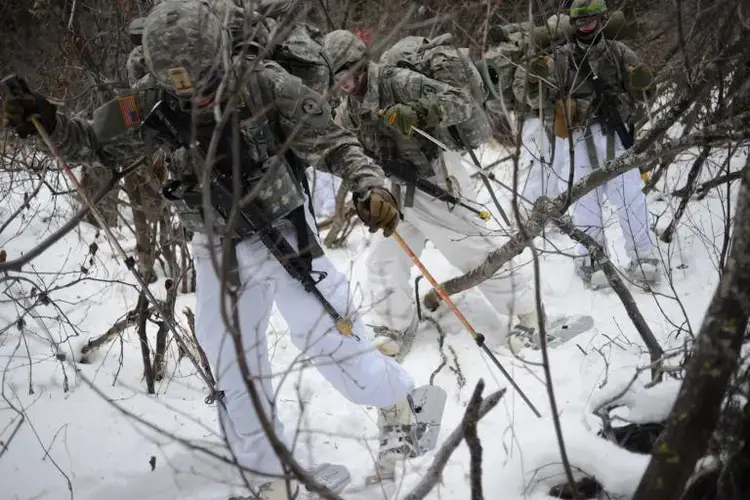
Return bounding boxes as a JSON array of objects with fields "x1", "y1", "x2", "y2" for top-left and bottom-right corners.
[
  {"x1": 475, "y1": 30, "x2": 528, "y2": 114},
  {"x1": 380, "y1": 34, "x2": 492, "y2": 149},
  {"x1": 126, "y1": 3, "x2": 333, "y2": 95}
]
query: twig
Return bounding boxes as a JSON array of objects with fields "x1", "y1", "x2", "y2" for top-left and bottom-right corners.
[
  {"x1": 553, "y1": 219, "x2": 665, "y2": 377},
  {"x1": 401, "y1": 383, "x2": 506, "y2": 500}
]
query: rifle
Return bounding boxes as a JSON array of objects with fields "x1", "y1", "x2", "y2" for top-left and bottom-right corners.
[
  {"x1": 143, "y1": 100, "x2": 356, "y2": 337},
  {"x1": 382, "y1": 158, "x2": 490, "y2": 221},
  {"x1": 579, "y1": 55, "x2": 635, "y2": 149}
]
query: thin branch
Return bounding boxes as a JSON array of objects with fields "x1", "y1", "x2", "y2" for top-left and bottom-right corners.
[{"x1": 402, "y1": 384, "x2": 506, "y2": 500}]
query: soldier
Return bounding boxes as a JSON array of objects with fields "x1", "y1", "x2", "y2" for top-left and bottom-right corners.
[
  {"x1": 1, "y1": 1, "x2": 445, "y2": 498},
  {"x1": 509, "y1": 18, "x2": 569, "y2": 210},
  {"x1": 323, "y1": 29, "x2": 543, "y2": 356},
  {"x1": 546, "y1": 0, "x2": 659, "y2": 288}
]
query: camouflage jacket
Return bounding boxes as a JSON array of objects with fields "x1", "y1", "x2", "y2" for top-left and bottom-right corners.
[
  {"x1": 334, "y1": 62, "x2": 474, "y2": 176},
  {"x1": 49, "y1": 57, "x2": 384, "y2": 235},
  {"x1": 512, "y1": 60, "x2": 556, "y2": 120},
  {"x1": 548, "y1": 36, "x2": 654, "y2": 127}
]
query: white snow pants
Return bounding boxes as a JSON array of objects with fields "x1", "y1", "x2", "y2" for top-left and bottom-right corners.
[
  {"x1": 520, "y1": 117, "x2": 561, "y2": 205},
  {"x1": 366, "y1": 151, "x2": 536, "y2": 332},
  {"x1": 554, "y1": 123, "x2": 654, "y2": 261},
  {"x1": 192, "y1": 203, "x2": 414, "y2": 477},
  {"x1": 307, "y1": 167, "x2": 341, "y2": 219}
]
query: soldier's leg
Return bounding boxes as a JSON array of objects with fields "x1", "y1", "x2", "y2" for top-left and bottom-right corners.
[
  {"x1": 270, "y1": 220, "x2": 444, "y2": 476},
  {"x1": 364, "y1": 216, "x2": 427, "y2": 332},
  {"x1": 561, "y1": 129, "x2": 609, "y2": 285},
  {"x1": 408, "y1": 152, "x2": 539, "y2": 342},
  {"x1": 192, "y1": 234, "x2": 288, "y2": 480},
  {"x1": 520, "y1": 117, "x2": 549, "y2": 205},
  {"x1": 597, "y1": 135, "x2": 659, "y2": 283}
]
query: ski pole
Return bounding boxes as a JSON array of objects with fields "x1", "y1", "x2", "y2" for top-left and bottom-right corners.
[
  {"x1": 447, "y1": 125, "x2": 512, "y2": 226},
  {"x1": 391, "y1": 230, "x2": 541, "y2": 417},
  {"x1": 410, "y1": 124, "x2": 537, "y2": 208},
  {"x1": 15, "y1": 101, "x2": 221, "y2": 403}
]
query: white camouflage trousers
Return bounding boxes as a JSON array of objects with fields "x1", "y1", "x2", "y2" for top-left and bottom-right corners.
[
  {"x1": 520, "y1": 117, "x2": 562, "y2": 205},
  {"x1": 366, "y1": 150, "x2": 536, "y2": 334},
  {"x1": 192, "y1": 201, "x2": 414, "y2": 477},
  {"x1": 554, "y1": 122, "x2": 655, "y2": 261}
]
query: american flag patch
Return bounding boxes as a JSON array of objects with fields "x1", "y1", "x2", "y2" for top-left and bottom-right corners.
[{"x1": 119, "y1": 95, "x2": 141, "y2": 127}]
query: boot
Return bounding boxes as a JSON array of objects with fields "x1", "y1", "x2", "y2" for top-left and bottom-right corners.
[
  {"x1": 229, "y1": 479, "x2": 299, "y2": 500},
  {"x1": 375, "y1": 396, "x2": 415, "y2": 479},
  {"x1": 370, "y1": 309, "x2": 420, "y2": 361},
  {"x1": 509, "y1": 308, "x2": 547, "y2": 350},
  {"x1": 575, "y1": 255, "x2": 607, "y2": 289},
  {"x1": 626, "y1": 256, "x2": 660, "y2": 286},
  {"x1": 373, "y1": 385, "x2": 446, "y2": 480}
]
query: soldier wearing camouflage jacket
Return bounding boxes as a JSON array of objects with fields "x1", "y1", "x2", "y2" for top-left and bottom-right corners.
[
  {"x1": 1, "y1": 2, "x2": 445, "y2": 498},
  {"x1": 545, "y1": 0, "x2": 659, "y2": 288},
  {"x1": 324, "y1": 30, "x2": 540, "y2": 372},
  {"x1": 511, "y1": 33, "x2": 562, "y2": 212}
]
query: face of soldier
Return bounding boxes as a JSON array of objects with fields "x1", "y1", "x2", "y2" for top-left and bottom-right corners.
[
  {"x1": 336, "y1": 70, "x2": 358, "y2": 94},
  {"x1": 575, "y1": 15, "x2": 601, "y2": 35}
]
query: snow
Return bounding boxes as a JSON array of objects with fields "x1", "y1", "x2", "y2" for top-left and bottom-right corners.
[{"x1": 0, "y1": 143, "x2": 744, "y2": 499}]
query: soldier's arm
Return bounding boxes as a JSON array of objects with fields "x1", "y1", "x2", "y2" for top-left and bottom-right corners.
[
  {"x1": 512, "y1": 64, "x2": 546, "y2": 109},
  {"x1": 332, "y1": 99, "x2": 354, "y2": 129},
  {"x1": 49, "y1": 93, "x2": 148, "y2": 168},
  {"x1": 256, "y1": 62, "x2": 385, "y2": 196},
  {"x1": 388, "y1": 67, "x2": 473, "y2": 127}
]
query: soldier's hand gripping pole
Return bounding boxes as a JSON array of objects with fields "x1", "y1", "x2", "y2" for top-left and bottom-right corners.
[
  {"x1": 391, "y1": 231, "x2": 541, "y2": 417},
  {"x1": 2, "y1": 77, "x2": 221, "y2": 403}
]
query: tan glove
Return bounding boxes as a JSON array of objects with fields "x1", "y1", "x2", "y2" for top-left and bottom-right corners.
[
  {"x1": 355, "y1": 187, "x2": 400, "y2": 237},
  {"x1": 554, "y1": 98, "x2": 577, "y2": 138}
]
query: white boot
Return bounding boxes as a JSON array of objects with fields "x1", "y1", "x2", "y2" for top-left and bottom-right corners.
[
  {"x1": 370, "y1": 309, "x2": 420, "y2": 361},
  {"x1": 507, "y1": 305, "x2": 553, "y2": 350},
  {"x1": 626, "y1": 256, "x2": 660, "y2": 286},
  {"x1": 375, "y1": 396, "x2": 416, "y2": 479}
]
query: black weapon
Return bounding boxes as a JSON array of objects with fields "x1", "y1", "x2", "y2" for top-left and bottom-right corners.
[
  {"x1": 579, "y1": 56, "x2": 635, "y2": 149},
  {"x1": 382, "y1": 158, "x2": 490, "y2": 220},
  {"x1": 143, "y1": 100, "x2": 356, "y2": 337}
]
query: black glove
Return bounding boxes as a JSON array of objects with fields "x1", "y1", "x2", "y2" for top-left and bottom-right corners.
[{"x1": 1, "y1": 75, "x2": 57, "y2": 138}]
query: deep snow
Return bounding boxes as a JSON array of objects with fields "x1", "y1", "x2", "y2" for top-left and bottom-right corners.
[{"x1": 0, "y1": 144, "x2": 743, "y2": 499}]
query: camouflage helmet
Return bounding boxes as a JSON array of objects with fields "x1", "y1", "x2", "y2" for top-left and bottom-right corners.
[
  {"x1": 569, "y1": 0, "x2": 608, "y2": 19},
  {"x1": 142, "y1": 0, "x2": 226, "y2": 97},
  {"x1": 324, "y1": 30, "x2": 366, "y2": 75}
]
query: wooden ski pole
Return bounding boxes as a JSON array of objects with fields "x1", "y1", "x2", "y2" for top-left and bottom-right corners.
[{"x1": 392, "y1": 231, "x2": 541, "y2": 417}]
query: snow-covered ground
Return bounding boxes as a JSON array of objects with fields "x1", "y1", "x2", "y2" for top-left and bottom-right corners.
[{"x1": 0, "y1": 144, "x2": 742, "y2": 499}]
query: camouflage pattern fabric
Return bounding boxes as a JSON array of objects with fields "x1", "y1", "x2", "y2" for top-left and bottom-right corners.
[
  {"x1": 126, "y1": 45, "x2": 147, "y2": 88},
  {"x1": 334, "y1": 62, "x2": 474, "y2": 175},
  {"x1": 49, "y1": 1, "x2": 386, "y2": 237},
  {"x1": 142, "y1": 0, "x2": 225, "y2": 97},
  {"x1": 380, "y1": 35, "x2": 491, "y2": 148},
  {"x1": 548, "y1": 37, "x2": 653, "y2": 128},
  {"x1": 324, "y1": 30, "x2": 366, "y2": 75}
]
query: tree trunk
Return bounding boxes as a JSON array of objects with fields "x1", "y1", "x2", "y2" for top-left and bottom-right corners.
[{"x1": 632, "y1": 164, "x2": 750, "y2": 500}]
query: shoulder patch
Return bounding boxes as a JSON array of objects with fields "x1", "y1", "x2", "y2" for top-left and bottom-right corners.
[
  {"x1": 118, "y1": 95, "x2": 141, "y2": 127},
  {"x1": 301, "y1": 97, "x2": 324, "y2": 115},
  {"x1": 93, "y1": 92, "x2": 145, "y2": 143}
]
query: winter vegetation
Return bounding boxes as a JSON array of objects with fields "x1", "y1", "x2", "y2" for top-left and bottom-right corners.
[{"x1": 2, "y1": 0, "x2": 750, "y2": 499}]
